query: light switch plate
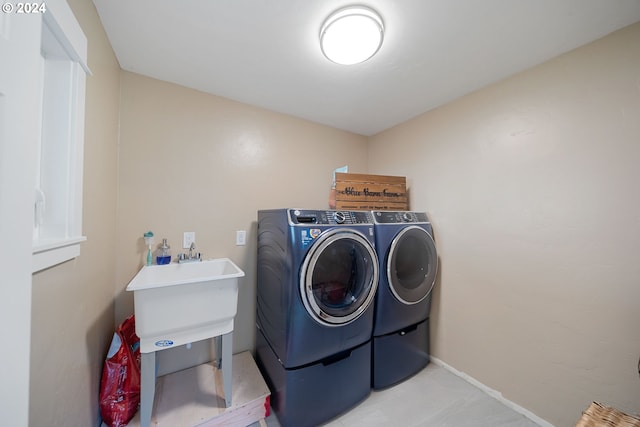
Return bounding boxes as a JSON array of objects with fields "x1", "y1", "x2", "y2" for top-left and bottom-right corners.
[{"x1": 236, "y1": 230, "x2": 246, "y2": 246}]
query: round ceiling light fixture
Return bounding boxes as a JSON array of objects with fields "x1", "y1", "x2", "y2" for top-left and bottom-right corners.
[{"x1": 320, "y1": 6, "x2": 384, "y2": 65}]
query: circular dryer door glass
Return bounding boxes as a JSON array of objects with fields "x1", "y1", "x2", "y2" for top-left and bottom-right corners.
[
  {"x1": 387, "y1": 226, "x2": 438, "y2": 304},
  {"x1": 301, "y1": 229, "x2": 378, "y2": 326}
]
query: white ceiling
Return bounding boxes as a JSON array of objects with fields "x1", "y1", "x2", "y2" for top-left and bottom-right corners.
[{"x1": 92, "y1": 0, "x2": 640, "y2": 136}]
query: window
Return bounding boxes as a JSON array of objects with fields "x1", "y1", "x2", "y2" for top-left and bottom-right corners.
[{"x1": 32, "y1": 0, "x2": 90, "y2": 272}]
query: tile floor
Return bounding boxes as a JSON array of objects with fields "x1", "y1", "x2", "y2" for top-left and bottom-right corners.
[{"x1": 260, "y1": 362, "x2": 542, "y2": 427}]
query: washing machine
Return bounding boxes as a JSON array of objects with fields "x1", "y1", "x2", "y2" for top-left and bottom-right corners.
[
  {"x1": 256, "y1": 208, "x2": 379, "y2": 427},
  {"x1": 371, "y1": 210, "x2": 438, "y2": 389}
]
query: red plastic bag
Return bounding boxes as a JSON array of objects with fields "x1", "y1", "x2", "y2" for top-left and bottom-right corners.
[{"x1": 99, "y1": 315, "x2": 141, "y2": 427}]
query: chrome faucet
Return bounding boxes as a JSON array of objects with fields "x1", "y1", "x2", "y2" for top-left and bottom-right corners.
[{"x1": 178, "y1": 242, "x2": 202, "y2": 263}]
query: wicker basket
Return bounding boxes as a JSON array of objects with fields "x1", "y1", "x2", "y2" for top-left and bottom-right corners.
[{"x1": 575, "y1": 402, "x2": 640, "y2": 427}]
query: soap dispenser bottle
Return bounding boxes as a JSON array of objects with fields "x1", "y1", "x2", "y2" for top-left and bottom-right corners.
[{"x1": 156, "y1": 238, "x2": 171, "y2": 265}]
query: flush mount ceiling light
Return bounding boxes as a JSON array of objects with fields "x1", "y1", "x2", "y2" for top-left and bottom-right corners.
[{"x1": 320, "y1": 6, "x2": 384, "y2": 65}]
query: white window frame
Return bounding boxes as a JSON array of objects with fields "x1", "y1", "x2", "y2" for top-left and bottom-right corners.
[{"x1": 32, "y1": 0, "x2": 90, "y2": 273}]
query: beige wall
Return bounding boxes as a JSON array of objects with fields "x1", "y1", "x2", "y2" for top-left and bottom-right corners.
[
  {"x1": 115, "y1": 71, "x2": 368, "y2": 371},
  {"x1": 368, "y1": 22, "x2": 640, "y2": 427},
  {"x1": 29, "y1": 0, "x2": 120, "y2": 425}
]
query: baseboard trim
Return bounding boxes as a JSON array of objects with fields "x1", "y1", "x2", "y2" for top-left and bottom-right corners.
[{"x1": 430, "y1": 356, "x2": 555, "y2": 427}]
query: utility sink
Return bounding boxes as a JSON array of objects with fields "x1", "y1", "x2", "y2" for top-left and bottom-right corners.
[{"x1": 126, "y1": 258, "x2": 245, "y2": 353}]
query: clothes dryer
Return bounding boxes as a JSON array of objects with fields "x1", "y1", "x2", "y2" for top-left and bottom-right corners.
[
  {"x1": 256, "y1": 208, "x2": 379, "y2": 427},
  {"x1": 371, "y1": 210, "x2": 438, "y2": 389}
]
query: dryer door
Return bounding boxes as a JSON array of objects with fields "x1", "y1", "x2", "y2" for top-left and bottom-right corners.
[
  {"x1": 387, "y1": 226, "x2": 438, "y2": 304},
  {"x1": 300, "y1": 228, "x2": 379, "y2": 326}
]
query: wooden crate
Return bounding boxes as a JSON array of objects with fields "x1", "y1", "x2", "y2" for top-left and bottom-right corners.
[
  {"x1": 333, "y1": 172, "x2": 408, "y2": 211},
  {"x1": 122, "y1": 351, "x2": 270, "y2": 427}
]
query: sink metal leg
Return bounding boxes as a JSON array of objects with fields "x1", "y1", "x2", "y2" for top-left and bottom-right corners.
[
  {"x1": 221, "y1": 332, "x2": 232, "y2": 407},
  {"x1": 140, "y1": 351, "x2": 156, "y2": 427},
  {"x1": 214, "y1": 335, "x2": 222, "y2": 369}
]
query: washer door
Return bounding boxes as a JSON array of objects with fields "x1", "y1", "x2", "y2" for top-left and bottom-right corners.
[
  {"x1": 300, "y1": 228, "x2": 379, "y2": 326},
  {"x1": 387, "y1": 226, "x2": 438, "y2": 305}
]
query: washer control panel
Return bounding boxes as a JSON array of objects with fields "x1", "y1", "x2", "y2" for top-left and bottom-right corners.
[
  {"x1": 372, "y1": 211, "x2": 429, "y2": 224},
  {"x1": 289, "y1": 209, "x2": 374, "y2": 225}
]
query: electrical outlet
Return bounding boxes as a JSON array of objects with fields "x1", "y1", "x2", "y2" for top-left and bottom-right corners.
[
  {"x1": 236, "y1": 230, "x2": 246, "y2": 246},
  {"x1": 183, "y1": 231, "x2": 195, "y2": 249}
]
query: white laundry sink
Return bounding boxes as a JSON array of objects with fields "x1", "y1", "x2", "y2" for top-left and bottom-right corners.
[{"x1": 126, "y1": 258, "x2": 245, "y2": 353}]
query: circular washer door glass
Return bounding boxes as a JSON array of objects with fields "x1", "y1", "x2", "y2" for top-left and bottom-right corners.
[
  {"x1": 387, "y1": 226, "x2": 438, "y2": 304},
  {"x1": 301, "y1": 228, "x2": 378, "y2": 326}
]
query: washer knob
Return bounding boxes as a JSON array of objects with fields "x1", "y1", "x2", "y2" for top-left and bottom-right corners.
[
  {"x1": 402, "y1": 212, "x2": 414, "y2": 222},
  {"x1": 334, "y1": 211, "x2": 346, "y2": 224}
]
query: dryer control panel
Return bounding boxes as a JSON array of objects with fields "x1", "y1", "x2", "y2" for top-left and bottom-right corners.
[
  {"x1": 289, "y1": 209, "x2": 374, "y2": 225},
  {"x1": 372, "y1": 211, "x2": 429, "y2": 224}
]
